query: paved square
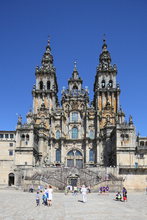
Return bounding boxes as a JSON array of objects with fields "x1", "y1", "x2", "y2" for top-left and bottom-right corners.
[{"x1": 0, "y1": 190, "x2": 147, "y2": 220}]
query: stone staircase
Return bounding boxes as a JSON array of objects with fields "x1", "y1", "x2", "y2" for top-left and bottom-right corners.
[{"x1": 23, "y1": 167, "x2": 123, "y2": 191}]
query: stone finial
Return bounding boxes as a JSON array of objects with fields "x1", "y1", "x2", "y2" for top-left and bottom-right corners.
[
  {"x1": 129, "y1": 115, "x2": 133, "y2": 125},
  {"x1": 17, "y1": 115, "x2": 22, "y2": 125}
]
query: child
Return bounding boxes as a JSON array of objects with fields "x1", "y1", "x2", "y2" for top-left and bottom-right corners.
[
  {"x1": 115, "y1": 192, "x2": 122, "y2": 201},
  {"x1": 42, "y1": 192, "x2": 47, "y2": 205},
  {"x1": 36, "y1": 191, "x2": 40, "y2": 206}
]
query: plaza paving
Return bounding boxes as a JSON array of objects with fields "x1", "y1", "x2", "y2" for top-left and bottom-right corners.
[{"x1": 0, "y1": 190, "x2": 147, "y2": 220}]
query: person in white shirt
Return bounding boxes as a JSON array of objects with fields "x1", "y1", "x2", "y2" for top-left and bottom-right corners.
[
  {"x1": 47, "y1": 185, "x2": 53, "y2": 206},
  {"x1": 81, "y1": 185, "x2": 87, "y2": 203}
]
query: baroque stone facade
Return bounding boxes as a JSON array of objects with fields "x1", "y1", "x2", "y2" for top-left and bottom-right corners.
[{"x1": 0, "y1": 40, "x2": 147, "y2": 190}]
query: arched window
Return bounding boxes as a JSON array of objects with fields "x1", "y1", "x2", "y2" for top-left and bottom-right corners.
[
  {"x1": 71, "y1": 112, "x2": 78, "y2": 122},
  {"x1": 56, "y1": 130, "x2": 61, "y2": 139},
  {"x1": 56, "y1": 149, "x2": 61, "y2": 162},
  {"x1": 101, "y1": 80, "x2": 105, "y2": 88},
  {"x1": 89, "y1": 130, "x2": 94, "y2": 139},
  {"x1": 73, "y1": 85, "x2": 78, "y2": 90},
  {"x1": 67, "y1": 150, "x2": 74, "y2": 156},
  {"x1": 140, "y1": 141, "x2": 144, "y2": 146},
  {"x1": 26, "y1": 134, "x2": 29, "y2": 141},
  {"x1": 72, "y1": 127, "x2": 78, "y2": 139},
  {"x1": 75, "y1": 150, "x2": 82, "y2": 156},
  {"x1": 21, "y1": 134, "x2": 25, "y2": 141},
  {"x1": 109, "y1": 80, "x2": 113, "y2": 88},
  {"x1": 67, "y1": 150, "x2": 83, "y2": 168},
  {"x1": 125, "y1": 134, "x2": 129, "y2": 139},
  {"x1": 89, "y1": 149, "x2": 94, "y2": 161},
  {"x1": 120, "y1": 134, "x2": 124, "y2": 139},
  {"x1": 39, "y1": 81, "x2": 43, "y2": 90},
  {"x1": 47, "y1": 81, "x2": 50, "y2": 90}
]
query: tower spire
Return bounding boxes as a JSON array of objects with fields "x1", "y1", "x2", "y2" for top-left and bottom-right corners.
[
  {"x1": 74, "y1": 61, "x2": 77, "y2": 71},
  {"x1": 41, "y1": 38, "x2": 54, "y2": 71},
  {"x1": 100, "y1": 38, "x2": 111, "y2": 64},
  {"x1": 33, "y1": 38, "x2": 59, "y2": 114}
]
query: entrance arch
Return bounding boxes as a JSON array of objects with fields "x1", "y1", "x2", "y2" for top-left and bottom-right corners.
[
  {"x1": 67, "y1": 149, "x2": 83, "y2": 168},
  {"x1": 8, "y1": 173, "x2": 15, "y2": 186}
]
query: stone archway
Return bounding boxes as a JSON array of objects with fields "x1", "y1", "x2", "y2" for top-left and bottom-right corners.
[
  {"x1": 8, "y1": 173, "x2": 15, "y2": 186},
  {"x1": 67, "y1": 173, "x2": 79, "y2": 187}
]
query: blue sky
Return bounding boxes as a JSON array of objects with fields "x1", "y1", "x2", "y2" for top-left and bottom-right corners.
[{"x1": 0, "y1": 0, "x2": 147, "y2": 136}]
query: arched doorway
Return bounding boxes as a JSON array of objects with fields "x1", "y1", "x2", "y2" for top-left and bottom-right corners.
[
  {"x1": 8, "y1": 173, "x2": 15, "y2": 186},
  {"x1": 67, "y1": 149, "x2": 83, "y2": 168},
  {"x1": 67, "y1": 174, "x2": 79, "y2": 187}
]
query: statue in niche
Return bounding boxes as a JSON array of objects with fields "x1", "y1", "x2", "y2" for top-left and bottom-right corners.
[{"x1": 43, "y1": 154, "x2": 50, "y2": 166}]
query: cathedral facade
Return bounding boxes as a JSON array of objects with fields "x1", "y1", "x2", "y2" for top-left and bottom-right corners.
[{"x1": 0, "y1": 40, "x2": 147, "y2": 190}]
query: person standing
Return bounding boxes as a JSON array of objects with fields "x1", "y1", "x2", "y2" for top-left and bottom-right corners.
[
  {"x1": 36, "y1": 191, "x2": 40, "y2": 206},
  {"x1": 81, "y1": 185, "x2": 87, "y2": 203},
  {"x1": 122, "y1": 187, "x2": 127, "y2": 202},
  {"x1": 47, "y1": 185, "x2": 53, "y2": 206}
]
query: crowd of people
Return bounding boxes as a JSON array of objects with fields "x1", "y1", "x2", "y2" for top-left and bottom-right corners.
[
  {"x1": 65, "y1": 185, "x2": 91, "y2": 196},
  {"x1": 35, "y1": 185, "x2": 53, "y2": 207},
  {"x1": 29, "y1": 184, "x2": 128, "y2": 206}
]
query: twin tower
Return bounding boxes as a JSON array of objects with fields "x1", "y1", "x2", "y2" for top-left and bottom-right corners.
[
  {"x1": 15, "y1": 39, "x2": 135, "y2": 170},
  {"x1": 33, "y1": 39, "x2": 120, "y2": 127}
]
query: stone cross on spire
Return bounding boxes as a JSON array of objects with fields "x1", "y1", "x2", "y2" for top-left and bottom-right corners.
[
  {"x1": 47, "y1": 35, "x2": 50, "y2": 47},
  {"x1": 74, "y1": 61, "x2": 77, "y2": 71}
]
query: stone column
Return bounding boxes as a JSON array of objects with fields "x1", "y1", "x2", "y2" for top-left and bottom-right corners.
[
  {"x1": 61, "y1": 140, "x2": 64, "y2": 164},
  {"x1": 85, "y1": 140, "x2": 89, "y2": 164},
  {"x1": 50, "y1": 139, "x2": 53, "y2": 164}
]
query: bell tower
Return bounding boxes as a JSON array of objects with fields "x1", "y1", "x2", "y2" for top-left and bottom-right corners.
[
  {"x1": 94, "y1": 40, "x2": 120, "y2": 128},
  {"x1": 32, "y1": 39, "x2": 58, "y2": 114}
]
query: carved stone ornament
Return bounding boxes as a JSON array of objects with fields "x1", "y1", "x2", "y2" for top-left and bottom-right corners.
[
  {"x1": 71, "y1": 101, "x2": 78, "y2": 110},
  {"x1": 43, "y1": 154, "x2": 50, "y2": 166}
]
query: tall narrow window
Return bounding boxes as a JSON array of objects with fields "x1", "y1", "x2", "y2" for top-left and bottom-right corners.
[
  {"x1": 140, "y1": 141, "x2": 144, "y2": 146},
  {"x1": 71, "y1": 112, "x2": 78, "y2": 122},
  {"x1": 0, "y1": 134, "x2": 4, "y2": 138},
  {"x1": 89, "y1": 130, "x2": 94, "y2": 139},
  {"x1": 47, "y1": 81, "x2": 50, "y2": 90},
  {"x1": 89, "y1": 149, "x2": 94, "y2": 161},
  {"x1": 9, "y1": 150, "x2": 13, "y2": 156},
  {"x1": 56, "y1": 130, "x2": 61, "y2": 139},
  {"x1": 5, "y1": 134, "x2": 9, "y2": 139},
  {"x1": 101, "y1": 80, "x2": 105, "y2": 88},
  {"x1": 39, "y1": 81, "x2": 43, "y2": 90},
  {"x1": 26, "y1": 134, "x2": 29, "y2": 141},
  {"x1": 10, "y1": 134, "x2": 14, "y2": 139},
  {"x1": 72, "y1": 127, "x2": 78, "y2": 139},
  {"x1": 109, "y1": 80, "x2": 113, "y2": 88},
  {"x1": 21, "y1": 134, "x2": 25, "y2": 141},
  {"x1": 56, "y1": 149, "x2": 61, "y2": 162}
]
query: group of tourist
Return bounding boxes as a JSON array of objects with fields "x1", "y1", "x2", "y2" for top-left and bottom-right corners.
[
  {"x1": 99, "y1": 185, "x2": 109, "y2": 193},
  {"x1": 35, "y1": 185, "x2": 53, "y2": 207},
  {"x1": 65, "y1": 185, "x2": 91, "y2": 196},
  {"x1": 115, "y1": 187, "x2": 127, "y2": 202},
  {"x1": 32, "y1": 184, "x2": 128, "y2": 206}
]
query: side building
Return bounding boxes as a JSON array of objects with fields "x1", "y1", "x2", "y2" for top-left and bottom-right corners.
[{"x1": 0, "y1": 40, "x2": 147, "y2": 191}]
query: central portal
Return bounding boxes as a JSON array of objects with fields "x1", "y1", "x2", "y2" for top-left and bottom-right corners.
[
  {"x1": 67, "y1": 149, "x2": 83, "y2": 168},
  {"x1": 70, "y1": 178, "x2": 78, "y2": 186}
]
